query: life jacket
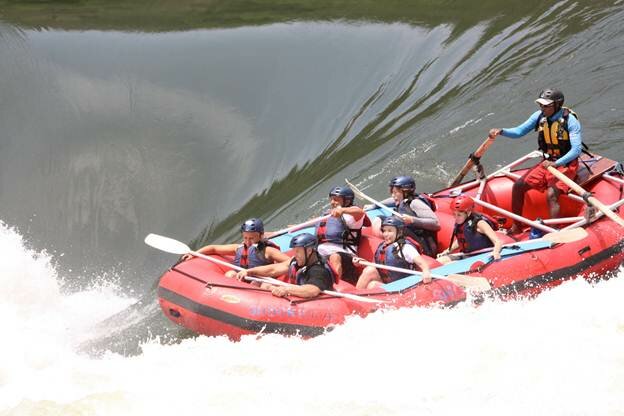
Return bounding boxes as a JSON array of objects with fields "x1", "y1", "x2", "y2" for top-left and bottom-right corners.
[
  {"x1": 397, "y1": 195, "x2": 438, "y2": 257},
  {"x1": 534, "y1": 107, "x2": 588, "y2": 161},
  {"x1": 373, "y1": 237, "x2": 422, "y2": 283},
  {"x1": 451, "y1": 213, "x2": 498, "y2": 253},
  {"x1": 286, "y1": 257, "x2": 337, "y2": 287},
  {"x1": 233, "y1": 239, "x2": 280, "y2": 269},
  {"x1": 315, "y1": 214, "x2": 362, "y2": 253}
]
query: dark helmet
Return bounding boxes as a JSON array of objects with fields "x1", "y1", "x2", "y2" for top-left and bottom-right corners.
[
  {"x1": 380, "y1": 216, "x2": 405, "y2": 239},
  {"x1": 451, "y1": 195, "x2": 475, "y2": 212},
  {"x1": 240, "y1": 218, "x2": 264, "y2": 233},
  {"x1": 329, "y1": 186, "x2": 355, "y2": 207},
  {"x1": 536, "y1": 89, "x2": 564, "y2": 107},
  {"x1": 388, "y1": 176, "x2": 416, "y2": 194},
  {"x1": 289, "y1": 233, "x2": 317, "y2": 249},
  {"x1": 381, "y1": 216, "x2": 405, "y2": 230}
]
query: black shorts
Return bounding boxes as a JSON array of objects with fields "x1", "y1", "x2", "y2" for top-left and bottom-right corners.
[{"x1": 325, "y1": 251, "x2": 358, "y2": 285}]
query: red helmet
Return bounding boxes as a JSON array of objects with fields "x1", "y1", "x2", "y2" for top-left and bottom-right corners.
[{"x1": 452, "y1": 195, "x2": 474, "y2": 212}]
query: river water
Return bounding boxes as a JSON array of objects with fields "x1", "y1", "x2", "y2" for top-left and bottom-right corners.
[{"x1": 1, "y1": 1, "x2": 623, "y2": 414}]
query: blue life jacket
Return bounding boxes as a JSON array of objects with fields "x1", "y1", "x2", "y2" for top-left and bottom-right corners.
[
  {"x1": 396, "y1": 196, "x2": 438, "y2": 257},
  {"x1": 452, "y1": 213, "x2": 496, "y2": 253},
  {"x1": 233, "y1": 240, "x2": 280, "y2": 269},
  {"x1": 373, "y1": 239, "x2": 420, "y2": 283},
  {"x1": 315, "y1": 214, "x2": 361, "y2": 253}
]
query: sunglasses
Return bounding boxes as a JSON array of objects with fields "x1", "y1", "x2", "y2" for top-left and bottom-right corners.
[{"x1": 539, "y1": 103, "x2": 554, "y2": 109}]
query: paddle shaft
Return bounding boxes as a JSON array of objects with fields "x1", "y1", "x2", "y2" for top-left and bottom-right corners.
[
  {"x1": 246, "y1": 275, "x2": 383, "y2": 303},
  {"x1": 448, "y1": 240, "x2": 541, "y2": 260},
  {"x1": 269, "y1": 214, "x2": 330, "y2": 238},
  {"x1": 471, "y1": 197, "x2": 556, "y2": 233},
  {"x1": 450, "y1": 137, "x2": 495, "y2": 187},
  {"x1": 358, "y1": 259, "x2": 433, "y2": 277},
  {"x1": 144, "y1": 233, "x2": 385, "y2": 303},
  {"x1": 188, "y1": 248, "x2": 384, "y2": 303},
  {"x1": 345, "y1": 179, "x2": 401, "y2": 217},
  {"x1": 185, "y1": 250, "x2": 292, "y2": 287},
  {"x1": 447, "y1": 227, "x2": 588, "y2": 259},
  {"x1": 197, "y1": 265, "x2": 364, "y2": 301},
  {"x1": 547, "y1": 166, "x2": 624, "y2": 227},
  {"x1": 356, "y1": 259, "x2": 490, "y2": 290},
  {"x1": 189, "y1": 249, "x2": 245, "y2": 271}
]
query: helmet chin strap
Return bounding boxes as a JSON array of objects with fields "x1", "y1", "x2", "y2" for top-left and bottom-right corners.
[
  {"x1": 391, "y1": 227, "x2": 403, "y2": 245},
  {"x1": 302, "y1": 247, "x2": 315, "y2": 267}
]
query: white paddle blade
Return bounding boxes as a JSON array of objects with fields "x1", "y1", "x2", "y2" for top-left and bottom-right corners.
[
  {"x1": 323, "y1": 290, "x2": 388, "y2": 304},
  {"x1": 542, "y1": 227, "x2": 588, "y2": 244},
  {"x1": 144, "y1": 234, "x2": 191, "y2": 255},
  {"x1": 345, "y1": 179, "x2": 365, "y2": 198},
  {"x1": 346, "y1": 178, "x2": 400, "y2": 217},
  {"x1": 441, "y1": 274, "x2": 492, "y2": 292}
]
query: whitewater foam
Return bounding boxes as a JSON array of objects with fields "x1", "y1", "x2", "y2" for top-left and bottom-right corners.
[{"x1": 1, "y1": 221, "x2": 623, "y2": 415}]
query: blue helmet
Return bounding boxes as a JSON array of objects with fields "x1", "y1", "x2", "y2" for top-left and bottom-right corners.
[
  {"x1": 289, "y1": 233, "x2": 318, "y2": 249},
  {"x1": 388, "y1": 176, "x2": 416, "y2": 194},
  {"x1": 329, "y1": 186, "x2": 355, "y2": 207},
  {"x1": 381, "y1": 216, "x2": 405, "y2": 230},
  {"x1": 240, "y1": 218, "x2": 264, "y2": 233}
]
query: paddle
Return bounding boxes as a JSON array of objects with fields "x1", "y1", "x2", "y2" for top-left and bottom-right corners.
[
  {"x1": 547, "y1": 166, "x2": 624, "y2": 227},
  {"x1": 144, "y1": 233, "x2": 385, "y2": 304},
  {"x1": 355, "y1": 258, "x2": 491, "y2": 291},
  {"x1": 447, "y1": 227, "x2": 588, "y2": 260},
  {"x1": 533, "y1": 226, "x2": 588, "y2": 243},
  {"x1": 267, "y1": 214, "x2": 331, "y2": 238},
  {"x1": 345, "y1": 179, "x2": 401, "y2": 217},
  {"x1": 450, "y1": 136, "x2": 496, "y2": 187},
  {"x1": 472, "y1": 196, "x2": 556, "y2": 234}
]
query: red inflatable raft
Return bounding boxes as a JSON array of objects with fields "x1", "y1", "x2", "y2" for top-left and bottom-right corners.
[{"x1": 155, "y1": 151, "x2": 624, "y2": 339}]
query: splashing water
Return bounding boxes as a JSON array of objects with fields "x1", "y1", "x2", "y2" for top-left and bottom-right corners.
[{"x1": 1, "y1": 222, "x2": 623, "y2": 415}]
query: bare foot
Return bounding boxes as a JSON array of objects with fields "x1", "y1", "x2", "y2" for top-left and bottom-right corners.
[{"x1": 508, "y1": 224, "x2": 522, "y2": 235}]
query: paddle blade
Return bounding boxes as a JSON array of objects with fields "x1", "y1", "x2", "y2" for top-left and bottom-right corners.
[
  {"x1": 542, "y1": 228, "x2": 588, "y2": 244},
  {"x1": 445, "y1": 274, "x2": 491, "y2": 292},
  {"x1": 144, "y1": 233, "x2": 191, "y2": 255},
  {"x1": 345, "y1": 179, "x2": 362, "y2": 194},
  {"x1": 324, "y1": 290, "x2": 388, "y2": 304},
  {"x1": 450, "y1": 137, "x2": 495, "y2": 186}
]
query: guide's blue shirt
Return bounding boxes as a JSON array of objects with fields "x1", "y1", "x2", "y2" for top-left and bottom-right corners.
[{"x1": 500, "y1": 109, "x2": 582, "y2": 166}]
